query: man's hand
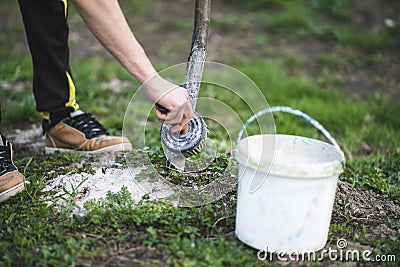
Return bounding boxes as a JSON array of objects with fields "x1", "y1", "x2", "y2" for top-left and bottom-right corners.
[
  {"x1": 155, "y1": 87, "x2": 193, "y2": 133},
  {"x1": 144, "y1": 75, "x2": 194, "y2": 133}
]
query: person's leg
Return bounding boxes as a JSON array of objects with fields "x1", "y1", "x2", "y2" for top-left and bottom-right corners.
[
  {"x1": 0, "y1": 105, "x2": 27, "y2": 203},
  {"x1": 18, "y1": 0, "x2": 79, "y2": 125},
  {"x1": 18, "y1": 0, "x2": 132, "y2": 153}
]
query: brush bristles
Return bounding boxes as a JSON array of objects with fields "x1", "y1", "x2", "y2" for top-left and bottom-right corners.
[
  {"x1": 160, "y1": 112, "x2": 207, "y2": 157},
  {"x1": 183, "y1": 137, "x2": 206, "y2": 157}
]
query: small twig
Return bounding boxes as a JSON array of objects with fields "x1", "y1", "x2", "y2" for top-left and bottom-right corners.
[
  {"x1": 210, "y1": 215, "x2": 235, "y2": 236},
  {"x1": 124, "y1": 246, "x2": 152, "y2": 253},
  {"x1": 207, "y1": 231, "x2": 235, "y2": 239}
]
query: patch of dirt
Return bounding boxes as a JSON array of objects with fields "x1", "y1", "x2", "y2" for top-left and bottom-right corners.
[
  {"x1": 7, "y1": 123, "x2": 44, "y2": 151},
  {"x1": 329, "y1": 180, "x2": 399, "y2": 253},
  {"x1": 333, "y1": 181, "x2": 400, "y2": 232}
]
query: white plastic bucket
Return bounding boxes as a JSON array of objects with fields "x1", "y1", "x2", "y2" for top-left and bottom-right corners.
[{"x1": 235, "y1": 106, "x2": 345, "y2": 253}]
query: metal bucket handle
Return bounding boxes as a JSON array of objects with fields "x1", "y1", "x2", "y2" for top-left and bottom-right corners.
[{"x1": 237, "y1": 106, "x2": 345, "y2": 164}]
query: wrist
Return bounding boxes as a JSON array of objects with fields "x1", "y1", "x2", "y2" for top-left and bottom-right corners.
[
  {"x1": 143, "y1": 75, "x2": 177, "y2": 104},
  {"x1": 132, "y1": 62, "x2": 158, "y2": 84}
]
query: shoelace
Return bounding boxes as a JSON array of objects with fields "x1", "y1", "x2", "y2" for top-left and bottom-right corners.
[
  {"x1": 0, "y1": 137, "x2": 16, "y2": 175},
  {"x1": 64, "y1": 112, "x2": 109, "y2": 139}
]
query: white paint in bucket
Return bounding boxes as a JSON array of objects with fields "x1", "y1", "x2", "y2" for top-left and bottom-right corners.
[{"x1": 235, "y1": 107, "x2": 345, "y2": 253}]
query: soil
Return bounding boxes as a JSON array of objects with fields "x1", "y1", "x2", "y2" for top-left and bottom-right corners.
[
  {"x1": 2, "y1": 0, "x2": 399, "y2": 265},
  {"x1": 331, "y1": 181, "x2": 400, "y2": 257},
  {"x1": 8, "y1": 118, "x2": 399, "y2": 265}
]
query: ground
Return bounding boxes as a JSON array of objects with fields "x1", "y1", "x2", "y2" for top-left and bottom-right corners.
[{"x1": 0, "y1": 0, "x2": 399, "y2": 266}]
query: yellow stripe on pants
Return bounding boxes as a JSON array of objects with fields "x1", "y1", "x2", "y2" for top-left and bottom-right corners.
[
  {"x1": 61, "y1": 0, "x2": 67, "y2": 18},
  {"x1": 65, "y1": 71, "x2": 79, "y2": 111}
]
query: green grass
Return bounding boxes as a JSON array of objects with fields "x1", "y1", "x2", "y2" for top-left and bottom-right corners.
[
  {"x1": 341, "y1": 151, "x2": 400, "y2": 201},
  {"x1": 1, "y1": 0, "x2": 400, "y2": 266},
  {"x1": 338, "y1": 28, "x2": 389, "y2": 53},
  {"x1": 233, "y1": 58, "x2": 400, "y2": 154},
  {"x1": 221, "y1": 0, "x2": 399, "y2": 51}
]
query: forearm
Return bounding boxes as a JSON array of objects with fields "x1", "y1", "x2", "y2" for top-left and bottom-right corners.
[
  {"x1": 71, "y1": 0, "x2": 157, "y2": 83},
  {"x1": 71, "y1": 0, "x2": 193, "y2": 130}
]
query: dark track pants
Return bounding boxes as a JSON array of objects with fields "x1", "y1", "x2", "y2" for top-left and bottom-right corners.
[{"x1": 18, "y1": 0, "x2": 79, "y2": 122}]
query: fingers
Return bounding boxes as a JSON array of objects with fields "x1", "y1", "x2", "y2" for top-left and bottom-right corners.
[
  {"x1": 154, "y1": 101, "x2": 193, "y2": 133},
  {"x1": 152, "y1": 84, "x2": 194, "y2": 133},
  {"x1": 181, "y1": 123, "x2": 189, "y2": 133},
  {"x1": 181, "y1": 105, "x2": 194, "y2": 126},
  {"x1": 154, "y1": 108, "x2": 168, "y2": 122},
  {"x1": 171, "y1": 123, "x2": 188, "y2": 133}
]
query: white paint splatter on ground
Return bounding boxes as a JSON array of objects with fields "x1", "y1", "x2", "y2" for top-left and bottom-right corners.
[
  {"x1": 44, "y1": 165, "x2": 146, "y2": 215},
  {"x1": 7, "y1": 126, "x2": 174, "y2": 215},
  {"x1": 42, "y1": 151, "x2": 176, "y2": 215},
  {"x1": 7, "y1": 123, "x2": 44, "y2": 151}
]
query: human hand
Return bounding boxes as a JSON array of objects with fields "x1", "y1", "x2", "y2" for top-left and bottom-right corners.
[
  {"x1": 144, "y1": 75, "x2": 194, "y2": 133},
  {"x1": 155, "y1": 87, "x2": 193, "y2": 133}
]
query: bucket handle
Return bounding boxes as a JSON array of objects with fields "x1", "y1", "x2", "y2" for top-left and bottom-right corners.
[{"x1": 237, "y1": 106, "x2": 345, "y2": 163}]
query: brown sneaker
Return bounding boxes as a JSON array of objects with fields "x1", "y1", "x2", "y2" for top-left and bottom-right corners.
[
  {"x1": 44, "y1": 110, "x2": 132, "y2": 154},
  {"x1": 0, "y1": 134, "x2": 27, "y2": 203}
]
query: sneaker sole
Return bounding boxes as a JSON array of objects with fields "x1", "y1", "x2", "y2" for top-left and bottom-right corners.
[
  {"x1": 0, "y1": 181, "x2": 29, "y2": 203},
  {"x1": 45, "y1": 143, "x2": 133, "y2": 154}
]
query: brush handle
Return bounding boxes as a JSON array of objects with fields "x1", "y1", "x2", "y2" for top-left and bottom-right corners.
[
  {"x1": 182, "y1": 0, "x2": 211, "y2": 110},
  {"x1": 155, "y1": 103, "x2": 169, "y2": 114},
  {"x1": 155, "y1": 0, "x2": 210, "y2": 113}
]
